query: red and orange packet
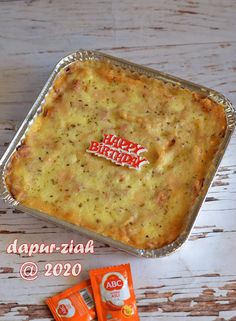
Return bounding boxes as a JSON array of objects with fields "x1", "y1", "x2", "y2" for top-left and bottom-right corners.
[
  {"x1": 46, "y1": 264, "x2": 139, "y2": 321},
  {"x1": 46, "y1": 279, "x2": 96, "y2": 321},
  {"x1": 90, "y1": 263, "x2": 139, "y2": 321}
]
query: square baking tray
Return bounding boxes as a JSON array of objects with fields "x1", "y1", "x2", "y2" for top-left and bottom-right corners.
[{"x1": 0, "y1": 50, "x2": 235, "y2": 258}]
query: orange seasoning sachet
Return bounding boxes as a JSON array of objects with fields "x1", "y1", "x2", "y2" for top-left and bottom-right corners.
[
  {"x1": 46, "y1": 279, "x2": 96, "y2": 321},
  {"x1": 90, "y1": 264, "x2": 139, "y2": 321}
]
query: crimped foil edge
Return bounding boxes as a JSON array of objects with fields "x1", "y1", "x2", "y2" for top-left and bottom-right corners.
[{"x1": 0, "y1": 49, "x2": 235, "y2": 258}]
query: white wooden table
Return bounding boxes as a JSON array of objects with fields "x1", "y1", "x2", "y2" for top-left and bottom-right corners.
[{"x1": 0, "y1": 0, "x2": 236, "y2": 320}]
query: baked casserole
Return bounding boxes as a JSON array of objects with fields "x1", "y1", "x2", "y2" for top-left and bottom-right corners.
[{"x1": 5, "y1": 60, "x2": 227, "y2": 249}]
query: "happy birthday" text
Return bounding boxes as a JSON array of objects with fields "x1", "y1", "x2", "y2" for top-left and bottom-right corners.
[{"x1": 87, "y1": 134, "x2": 149, "y2": 170}]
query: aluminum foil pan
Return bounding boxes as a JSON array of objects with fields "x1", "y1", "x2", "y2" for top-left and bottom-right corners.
[{"x1": 0, "y1": 50, "x2": 235, "y2": 258}]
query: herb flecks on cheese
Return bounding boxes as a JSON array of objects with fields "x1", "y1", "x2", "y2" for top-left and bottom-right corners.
[{"x1": 6, "y1": 60, "x2": 226, "y2": 249}]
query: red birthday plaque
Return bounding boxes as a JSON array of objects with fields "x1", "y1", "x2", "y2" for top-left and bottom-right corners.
[{"x1": 87, "y1": 134, "x2": 149, "y2": 170}]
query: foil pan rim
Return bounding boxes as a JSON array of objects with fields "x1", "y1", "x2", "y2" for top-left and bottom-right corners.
[{"x1": 0, "y1": 49, "x2": 235, "y2": 258}]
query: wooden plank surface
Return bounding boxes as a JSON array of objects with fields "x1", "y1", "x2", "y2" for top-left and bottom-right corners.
[{"x1": 0, "y1": 0, "x2": 236, "y2": 320}]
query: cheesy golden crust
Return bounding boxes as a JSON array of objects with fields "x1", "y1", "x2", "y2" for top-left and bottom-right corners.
[{"x1": 5, "y1": 60, "x2": 227, "y2": 249}]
